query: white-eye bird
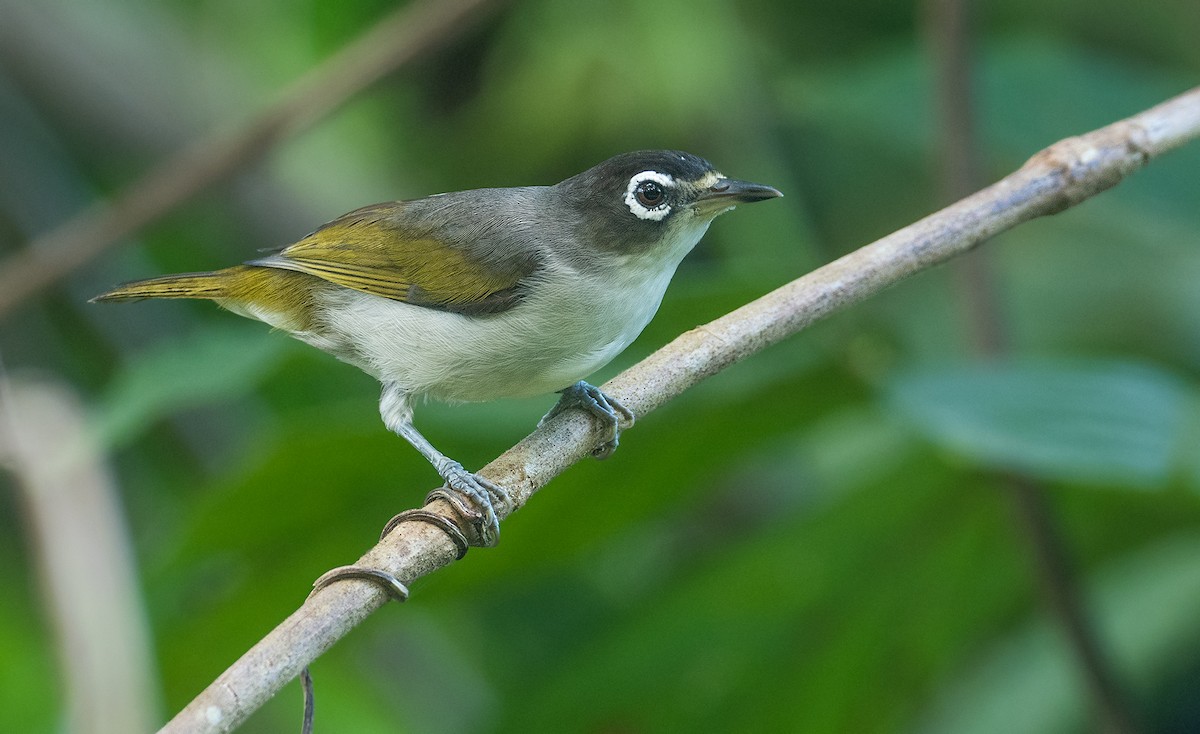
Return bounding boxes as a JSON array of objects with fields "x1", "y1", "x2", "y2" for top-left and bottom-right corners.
[{"x1": 94, "y1": 150, "x2": 782, "y2": 543}]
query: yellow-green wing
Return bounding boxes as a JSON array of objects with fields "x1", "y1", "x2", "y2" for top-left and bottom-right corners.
[{"x1": 249, "y1": 202, "x2": 532, "y2": 315}]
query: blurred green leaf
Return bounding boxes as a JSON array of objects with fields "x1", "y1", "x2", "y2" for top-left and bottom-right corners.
[
  {"x1": 913, "y1": 533, "x2": 1200, "y2": 734},
  {"x1": 495, "y1": 455, "x2": 1024, "y2": 734},
  {"x1": 886, "y1": 359, "x2": 1191, "y2": 487},
  {"x1": 91, "y1": 322, "x2": 291, "y2": 448},
  {"x1": 0, "y1": 598, "x2": 59, "y2": 732}
]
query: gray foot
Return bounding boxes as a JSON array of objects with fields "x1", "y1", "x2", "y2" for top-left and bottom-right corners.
[
  {"x1": 433, "y1": 458, "x2": 510, "y2": 547},
  {"x1": 539, "y1": 381, "x2": 635, "y2": 459}
]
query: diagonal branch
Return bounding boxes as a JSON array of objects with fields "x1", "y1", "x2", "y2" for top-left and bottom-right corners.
[
  {"x1": 0, "y1": 0, "x2": 507, "y2": 320},
  {"x1": 160, "y1": 87, "x2": 1200, "y2": 734}
]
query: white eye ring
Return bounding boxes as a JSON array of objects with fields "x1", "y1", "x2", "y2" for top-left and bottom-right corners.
[{"x1": 624, "y1": 171, "x2": 675, "y2": 221}]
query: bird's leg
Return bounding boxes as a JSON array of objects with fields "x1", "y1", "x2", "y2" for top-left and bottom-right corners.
[
  {"x1": 380, "y1": 383, "x2": 508, "y2": 546},
  {"x1": 539, "y1": 381, "x2": 635, "y2": 459}
]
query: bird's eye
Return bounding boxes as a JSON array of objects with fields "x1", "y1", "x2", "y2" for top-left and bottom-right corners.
[
  {"x1": 635, "y1": 181, "x2": 665, "y2": 208},
  {"x1": 624, "y1": 171, "x2": 674, "y2": 220}
]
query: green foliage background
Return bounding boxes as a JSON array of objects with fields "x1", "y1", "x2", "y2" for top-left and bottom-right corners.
[{"x1": 2, "y1": 0, "x2": 1199, "y2": 731}]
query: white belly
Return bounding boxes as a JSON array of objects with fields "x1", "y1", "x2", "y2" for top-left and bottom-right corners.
[{"x1": 312, "y1": 259, "x2": 680, "y2": 403}]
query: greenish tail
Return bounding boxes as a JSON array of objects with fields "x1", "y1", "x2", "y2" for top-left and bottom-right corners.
[{"x1": 91, "y1": 269, "x2": 238, "y2": 302}]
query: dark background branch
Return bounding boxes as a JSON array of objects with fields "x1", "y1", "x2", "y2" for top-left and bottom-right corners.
[{"x1": 923, "y1": 1, "x2": 1141, "y2": 731}]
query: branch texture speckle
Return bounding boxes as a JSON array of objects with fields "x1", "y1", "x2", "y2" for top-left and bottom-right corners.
[{"x1": 160, "y1": 87, "x2": 1200, "y2": 733}]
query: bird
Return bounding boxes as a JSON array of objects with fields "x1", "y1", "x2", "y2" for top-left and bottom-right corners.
[{"x1": 93, "y1": 150, "x2": 782, "y2": 544}]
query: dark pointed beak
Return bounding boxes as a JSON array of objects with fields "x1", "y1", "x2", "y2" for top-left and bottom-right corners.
[{"x1": 695, "y1": 177, "x2": 783, "y2": 214}]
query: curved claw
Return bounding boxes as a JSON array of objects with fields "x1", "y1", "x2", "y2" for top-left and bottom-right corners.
[
  {"x1": 434, "y1": 460, "x2": 509, "y2": 547},
  {"x1": 540, "y1": 382, "x2": 635, "y2": 460},
  {"x1": 310, "y1": 566, "x2": 410, "y2": 602}
]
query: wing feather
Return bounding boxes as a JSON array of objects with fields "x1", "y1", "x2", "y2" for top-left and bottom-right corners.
[{"x1": 248, "y1": 201, "x2": 534, "y2": 315}]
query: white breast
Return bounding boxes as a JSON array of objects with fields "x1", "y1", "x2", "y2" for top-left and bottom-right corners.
[{"x1": 312, "y1": 218, "x2": 711, "y2": 404}]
